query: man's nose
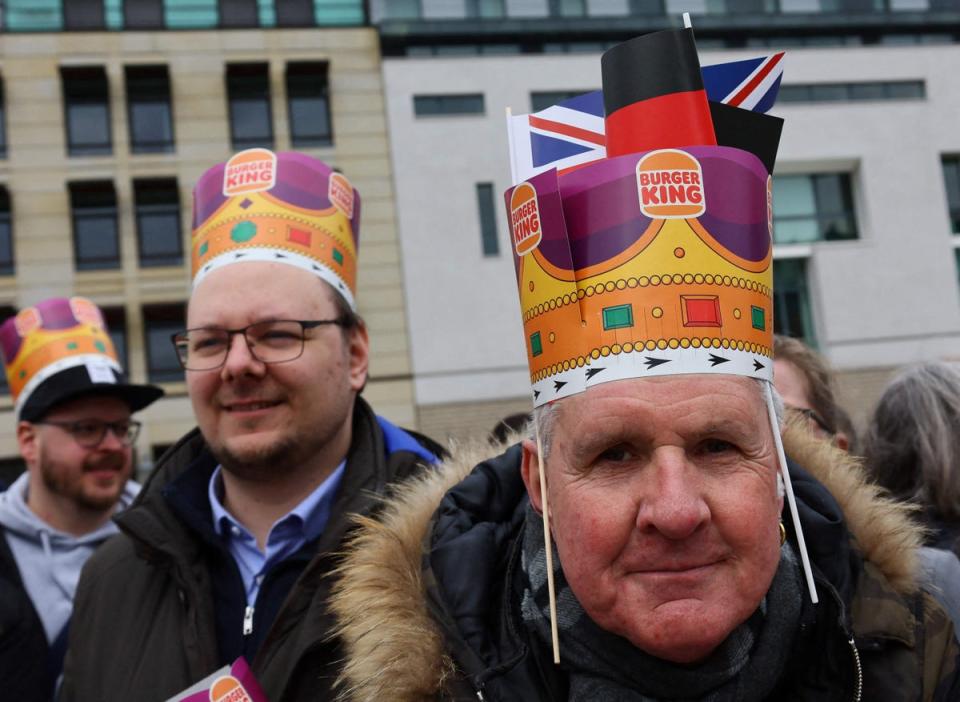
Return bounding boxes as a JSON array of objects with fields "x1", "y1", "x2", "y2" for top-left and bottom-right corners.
[
  {"x1": 635, "y1": 448, "x2": 709, "y2": 540},
  {"x1": 221, "y1": 332, "x2": 265, "y2": 379}
]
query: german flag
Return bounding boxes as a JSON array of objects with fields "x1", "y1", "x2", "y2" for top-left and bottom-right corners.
[{"x1": 601, "y1": 28, "x2": 716, "y2": 158}]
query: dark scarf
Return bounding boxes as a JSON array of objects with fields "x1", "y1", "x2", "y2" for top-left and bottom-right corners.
[{"x1": 520, "y1": 504, "x2": 803, "y2": 701}]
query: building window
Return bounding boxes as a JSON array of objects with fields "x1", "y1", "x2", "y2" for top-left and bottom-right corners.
[
  {"x1": 64, "y1": 0, "x2": 106, "y2": 29},
  {"x1": 773, "y1": 173, "x2": 857, "y2": 244},
  {"x1": 530, "y1": 91, "x2": 591, "y2": 112},
  {"x1": 226, "y1": 63, "x2": 273, "y2": 151},
  {"x1": 125, "y1": 65, "x2": 174, "y2": 153},
  {"x1": 143, "y1": 304, "x2": 185, "y2": 383},
  {"x1": 381, "y1": 0, "x2": 421, "y2": 19},
  {"x1": 286, "y1": 63, "x2": 332, "y2": 147},
  {"x1": 942, "y1": 156, "x2": 960, "y2": 234},
  {"x1": 61, "y1": 67, "x2": 112, "y2": 156},
  {"x1": 466, "y1": 0, "x2": 506, "y2": 18},
  {"x1": 778, "y1": 80, "x2": 925, "y2": 103},
  {"x1": 476, "y1": 183, "x2": 499, "y2": 256},
  {"x1": 134, "y1": 179, "x2": 182, "y2": 267},
  {"x1": 0, "y1": 188, "x2": 13, "y2": 276},
  {"x1": 69, "y1": 181, "x2": 120, "y2": 270},
  {"x1": 773, "y1": 258, "x2": 816, "y2": 345},
  {"x1": 413, "y1": 94, "x2": 485, "y2": 117},
  {"x1": 548, "y1": 0, "x2": 586, "y2": 16},
  {"x1": 705, "y1": 0, "x2": 776, "y2": 12},
  {"x1": 123, "y1": 0, "x2": 164, "y2": 28},
  {"x1": 276, "y1": 0, "x2": 314, "y2": 26},
  {"x1": 629, "y1": 0, "x2": 666, "y2": 15},
  {"x1": 219, "y1": 0, "x2": 260, "y2": 26},
  {"x1": 0, "y1": 77, "x2": 6, "y2": 159},
  {"x1": 101, "y1": 306, "x2": 129, "y2": 370}
]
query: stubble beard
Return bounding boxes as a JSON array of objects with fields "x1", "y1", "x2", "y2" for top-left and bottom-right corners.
[{"x1": 39, "y1": 451, "x2": 130, "y2": 513}]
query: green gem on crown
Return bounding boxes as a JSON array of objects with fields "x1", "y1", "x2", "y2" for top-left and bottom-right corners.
[
  {"x1": 231, "y1": 221, "x2": 257, "y2": 243},
  {"x1": 66, "y1": 342, "x2": 79, "y2": 350},
  {"x1": 94, "y1": 340, "x2": 107, "y2": 353},
  {"x1": 198, "y1": 241, "x2": 209, "y2": 257}
]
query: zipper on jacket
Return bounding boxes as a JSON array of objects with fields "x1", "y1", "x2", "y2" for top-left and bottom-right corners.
[
  {"x1": 848, "y1": 637, "x2": 862, "y2": 702},
  {"x1": 243, "y1": 605, "x2": 254, "y2": 636}
]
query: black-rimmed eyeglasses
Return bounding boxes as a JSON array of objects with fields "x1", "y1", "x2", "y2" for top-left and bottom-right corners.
[
  {"x1": 170, "y1": 319, "x2": 348, "y2": 371},
  {"x1": 36, "y1": 419, "x2": 142, "y2": 448}
]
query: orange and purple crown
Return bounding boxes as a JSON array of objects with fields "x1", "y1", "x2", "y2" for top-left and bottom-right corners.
[
  {"x1": 0, "y1": 297, "x2": 163, "y2": 420},
  {"x1": 505, "y1": 30, "x2": 783, "y2": 406},
  {"x1": 191, "y1": 149, "x2": 361, "y2": 309}
]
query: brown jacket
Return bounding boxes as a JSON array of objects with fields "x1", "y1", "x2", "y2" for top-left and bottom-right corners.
[{"x1": 330, "y1": 425, "x2": 960, "y2": 701}]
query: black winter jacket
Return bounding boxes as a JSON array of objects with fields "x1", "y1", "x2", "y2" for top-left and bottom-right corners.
[
  {"x1": 330, "y1": 427, "x2": 960, "y2": 701},
  {"x1": 59, "y1": 398, "x2": 440, "y2": 702}
]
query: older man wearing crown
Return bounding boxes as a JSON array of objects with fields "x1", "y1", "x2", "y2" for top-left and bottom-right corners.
[
  {"x1": 328, "y1": 29, "x2": 960, "y2": 701},
  {"x1": 0, "y1": 298, "x2": 163, "y2": 701},
  {"x1": 60, "y1": 152, "x2": 442, "y2": 702}
]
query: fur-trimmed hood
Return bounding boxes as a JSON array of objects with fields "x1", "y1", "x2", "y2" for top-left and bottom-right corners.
[{"x1": 329, "y1": 424, "x2": 926, "y2": 701}]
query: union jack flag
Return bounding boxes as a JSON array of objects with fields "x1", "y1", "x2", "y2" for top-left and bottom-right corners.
[{"x1": 506, "y1": 52, "x2": 785, "y2": 184}]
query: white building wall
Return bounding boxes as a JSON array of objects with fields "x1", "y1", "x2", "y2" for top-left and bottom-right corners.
[{"x1": 383, "y1": 43, "x2": 960, "y2": 410}]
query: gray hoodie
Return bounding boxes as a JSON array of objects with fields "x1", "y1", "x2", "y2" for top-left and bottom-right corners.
[{"x1": 0, "y1": 471, "x2": 139, "y2": 643}]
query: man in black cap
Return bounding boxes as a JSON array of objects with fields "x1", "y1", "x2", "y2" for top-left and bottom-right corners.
[{"x1": 0, "y1": 297, "x2": 162, "y2": 701}]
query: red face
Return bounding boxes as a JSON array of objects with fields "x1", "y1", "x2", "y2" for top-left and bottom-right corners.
[
  {"x1": 28, "y1": 395, "x2": 134, "y2": 513},
  {"x1": 522, "y1": 375, "x2": 783, "y2": 664},
  {"x1": 185, "y1": 262, "x2": 368, "y2": 480}
]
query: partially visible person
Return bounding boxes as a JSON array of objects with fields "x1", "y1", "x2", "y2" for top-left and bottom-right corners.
[
  {"x1": 865, "y1": 362, "x2": 960, "y2": 551},
  {"x1": 773, "y1": 334, "x2": 853, "y2": 451},
  {"x1": 864, "y1": 361, "x2": 960, "y2": 627},
  {"x1": 0, "y1": 298, "x2": 163, "y2": 701},
  {"x1": 60, "y1": 151, "x2": 441, "y2": 702}
]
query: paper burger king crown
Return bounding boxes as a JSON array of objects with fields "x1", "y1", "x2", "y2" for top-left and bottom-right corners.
[
  {"x1": 191, "y1": 149, "x2": 361, "y2": 309},
  {"x1": 505, "y1": 28, "x2": 784, "y2": 407},
  {"x1": 0, "y1": 297, "x2": 163, "y2": 420}
]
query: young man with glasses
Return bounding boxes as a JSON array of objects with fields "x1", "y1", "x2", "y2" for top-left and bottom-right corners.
[
  {"x1": 61, "y1": 151, "x2": 442, "y2": 702},
  {"x1": 0, "y1": 297, "x2": 162, "y2": 701}
]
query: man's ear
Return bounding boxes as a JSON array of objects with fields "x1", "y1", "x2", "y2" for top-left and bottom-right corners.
[
  {"x1": 17, "y1": 421, "x2": 39, "y2": 467},
  {"x1": 346, "y1": 322, "x2": 370, "y2": 393},
  {"x1": 834, "y1": 431, "x2": 850, "y2": 453},
  {"x1": 521, "y1": 438, "x2": 544, "y2": 515}
]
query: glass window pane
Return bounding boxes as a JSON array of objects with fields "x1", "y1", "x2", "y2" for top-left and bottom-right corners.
[
  {"x1": 126, "y1": 66, "x2": 174, "y2": 153},
  {"x1": 62, "y1": 68, "x2": 112, "y2": 156},
  {"x1": 286, "y1": 63, "x2": 331, "y2": 146},
  {"x1": 773, "y1": 258, "x2": 816, "y2": 345},
  {"x1": 413, "y1": 94, "x2": 485, "y2": 116},
  {"x1": 885, "y1": 81, "x2": 925, "y2": 99},
  {"x1": 774, "y1": 220, "x2": 821, "y2": 245},
  {"x1": 774, "y1": 176, "x2": 816, "y2": 217},
  {"x1": 808, "y1": 84, "x2": 848, "y2": 102},
  {"x1": 218, "y1": 0, "x2": 259, "y2": 26},
  {"x1": 71, "y1": 182, "x2": 119, "y2": 270},
  {"x1": 943, "y1": 157, "x2": 960, "y2": 234},
  {"x1": 848, "y1": 82, "x2": 885, "y2": 100},
  {"x1": 144, "y1": 306, "x2": 185, "y2": 383},
  {"x1": 476, "y1": 183, "x2": 499, "y2": 256},
  {"x1": 382, "y1": 0, "x2": 420, "y2": 18},
  {"x1": 813, "y1": 174, "x2": 847, "y2": 215},
  {"x1": 135, "y1": 180, "x2": 182, "y2": 267},
  {"x1": 227, "y1": 65, "x2": 273, "y2": 150},
  {"x1": 0, "y1": 78, "x2": 6, "y2": 159}
]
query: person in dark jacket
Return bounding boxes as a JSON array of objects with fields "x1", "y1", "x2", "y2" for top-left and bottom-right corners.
[
  {"x1": 0, "y1": 297, "x2": 163, "y2": 701},
  {"x1": 60, "y1": 151, "x2": 441, "y2": 702},
  {"x1": 331, "y1": 29, "x2": 959, "y2": 700}
]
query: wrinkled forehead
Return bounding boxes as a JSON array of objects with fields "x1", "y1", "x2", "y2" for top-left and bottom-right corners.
[{"x1": 187, "y1": 261, "x2": 337, "y2": 327}]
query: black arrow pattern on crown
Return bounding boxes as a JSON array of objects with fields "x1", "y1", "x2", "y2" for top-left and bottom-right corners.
[
  {"x1": 234, "y1": 252, "x2": 246, "y2": 259},
  {"x1": 708, "y1": 354, "x2": 730, "y2": 367},
  {"x1": 275, "y1": 253, "x2": 286, "y2": 259},
  {"x1": 203, "y1": 264, "x2": 212, "y2": 273},
  {"x1": 754, "y1": 359, "x2": 765, "y2": 372},
  {"x1": 312, "y1": 264, "x2": 322, "y2": 272},
  {"x1": 554, "y1": 380, "x2": 567, "y2": 392},
  {"x1": 533, "y1": 390, "x2": 541, "y2": 401},
  {"x1": 644, "y1": 357, "x2": 670, "y2": 370},
  {"x1": 585, "y1": 367, "x2": 605, "y2": 380}
]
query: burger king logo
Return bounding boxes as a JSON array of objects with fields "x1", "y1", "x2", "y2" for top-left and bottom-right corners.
[
  {"x1": 636, "y1": 149, "x2": 706, "y2": 219},
  {"x1": 209, "y1": 675, "x2": 253, "y2": 702},
  {"x1": 223, "y1": 148, "x2": 277, "y2": 197},
  {"x1": 510, "y1": 182, "x2": 542, "y2": 256},
  {"x1": 328, "y1": 173, "x2": 354, "y2": 219}
]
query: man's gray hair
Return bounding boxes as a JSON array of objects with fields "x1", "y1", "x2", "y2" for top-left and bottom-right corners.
[{"x1": 530, "y1": 377, "x2": 785, "y2": 461}]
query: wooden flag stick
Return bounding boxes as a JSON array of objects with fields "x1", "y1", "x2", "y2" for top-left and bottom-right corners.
[{"x1": 535, "y1": 428, "x2": 561, "y2": 664}]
